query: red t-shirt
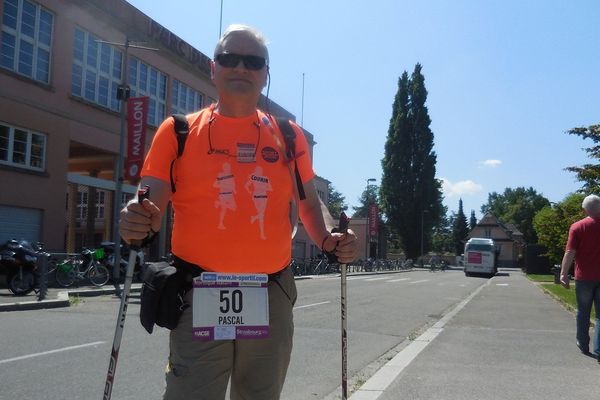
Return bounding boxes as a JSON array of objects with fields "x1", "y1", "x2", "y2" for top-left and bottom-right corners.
[
  {"x1": 565, "y1": 216, "x2": 600, "y2": 281},
  {"x1": 141, "y1": 106, "x2": 315, "y2": 273}
]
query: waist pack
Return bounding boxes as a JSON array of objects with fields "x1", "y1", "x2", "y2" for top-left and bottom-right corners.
[{"x1": 139, "y1": 262, "x2": 189, "y2": 334}]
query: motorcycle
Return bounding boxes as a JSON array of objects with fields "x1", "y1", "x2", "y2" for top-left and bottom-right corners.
[
  {"x1": 0, "y1": 239, "x2": 43, "y2": 296},
  {"x1": 97, "y1": 241, "x2": 145, "y2": 283}
]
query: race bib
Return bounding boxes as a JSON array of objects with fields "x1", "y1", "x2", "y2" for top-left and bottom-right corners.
[{"x1": 192, "y1": 272, "x2": 269, "y2": 340}]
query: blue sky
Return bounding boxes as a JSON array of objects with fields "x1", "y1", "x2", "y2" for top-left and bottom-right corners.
[{"x1": 127, "y1": 0, "x2": 600, "y2": 219}]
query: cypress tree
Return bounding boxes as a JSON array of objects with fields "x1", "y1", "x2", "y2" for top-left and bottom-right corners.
[
  {"x1": 381, "y1": 64, "x2": 443, "y2": 259},
  {"x1": 469, "y1": 210, "x2": 477, "y2": 230},
  {"x1": 453, "y1": 199, "x2": 469, "y2": 255}
]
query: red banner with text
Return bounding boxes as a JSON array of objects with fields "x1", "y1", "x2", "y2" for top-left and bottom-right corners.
[
  {"x1": 368, "y1": 204, "x2": 379, "y2": 237},
  {"x1": 125, "y1": 97, "x2": 148, "y2": 181}
]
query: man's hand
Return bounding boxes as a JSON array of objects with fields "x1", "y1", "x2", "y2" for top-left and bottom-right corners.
[
  {"x1": 322, "y1": 229, "x2": 358, "y2": 264},
  {"x1": 560, "y1": 273, "x2": 570, "y2": 289},
  {"x1": 119, "y1": 198, "x2": 161, "y2": 244}
]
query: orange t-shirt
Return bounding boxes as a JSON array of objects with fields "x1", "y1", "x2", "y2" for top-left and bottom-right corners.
[{"x1": 141, "y1": 106, "x2": 315, "y2": 273}]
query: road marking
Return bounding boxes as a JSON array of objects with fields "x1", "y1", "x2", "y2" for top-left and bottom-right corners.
[
  {"x1": 0, "y1": 341, "x2": 105, "y2": 365},
  {"x1": 347, "y1": 276, "x2": 371, "y2": 281},
  {"x1": 409, "y1": 279, "x2": 429, "y2": 284},
  {"x1": 349, "y1": 279, "x2": 491, "y2": 400},
  {"x1": 496, "y1": 283, "x2": 509, "y2": 286},
  {"x1": 387, "y1": 278, "x2": 410, "y2": 283},
  {"x1": 294, "y1": 301, "x2": 331, "y2": 310},
  {"x1": 365, "y1": 277, "x2": 389, "y2": 281}
]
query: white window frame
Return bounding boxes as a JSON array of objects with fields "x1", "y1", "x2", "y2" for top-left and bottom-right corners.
[
  {"x1": 128, "y1": 57, "x2": 167, "y2": 127},
  {"x1": 171, "y1": 79, "x2": 203, "y2": 115},
  {"x1": 71, "y1": 27, "x2": 123, "y2": 112},
  {"x1": 0, "y1": 121, "x2": 46, "y2": 171},
  {"x1": 0, "y1": 0, "x2": 54, "y2": 83}
]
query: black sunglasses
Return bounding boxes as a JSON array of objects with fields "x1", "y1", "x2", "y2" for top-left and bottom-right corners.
[{"x1": 215, "y1": 53, "x2": 267, "y2": 71}]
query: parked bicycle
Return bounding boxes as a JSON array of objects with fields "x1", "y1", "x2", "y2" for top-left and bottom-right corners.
[{"x1": 54, "y1": 248, "x2": 110, "y2": 288}]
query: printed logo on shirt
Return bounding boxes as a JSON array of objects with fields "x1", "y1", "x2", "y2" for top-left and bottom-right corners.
[
  {"x1": 261, "y1": 146, "x2": 279, "y2": 163},
  {"x1": 237, "y1": 143, "x2": 256, "y2": 163}
]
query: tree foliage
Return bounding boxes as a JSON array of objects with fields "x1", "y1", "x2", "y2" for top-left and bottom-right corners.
[
  {"x1": 326, "y1": 184, "x2": 348, "y2": 220},
  {"x1": 533, "y1": 193, "x2": 586, "y2": 265},
  {"x1": 469, "y1": 210, "x2": 477, "y2": 230},
  {"x1": 431, "y1": 205, "x2": 453, "y2": 253},
  {"x1": 380, "y1": 65, "x2": 444, "y2": 259},
  {"x1": 480, "y1": 187, "x2": 550, "y2": 244},
  {"x1": 452, "y1": 199, "x2": 470, "y2": 255},
  {"x1": 566, "y1": 124, "x2": 600, "y2": 193}
]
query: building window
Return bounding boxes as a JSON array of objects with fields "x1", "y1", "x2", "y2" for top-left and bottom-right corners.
[
  {"x1": 171, "y1": 80, "x2": 202, "y2": 115},
  {"x1": 485, "y1": 228, "x2": 492, "y2": 238},
  {"x1": 0, "y1": 122, "x2": 46, "y2": 170},
  {"x1": 1, "y1": 0, "x2": 53, "y2": 83},
  {"x1": 71, "y1": 28, "x2": 122, "y2": 112},
  {"x1": 128, "y1": 57, "x2": 166, "y2": 127}
]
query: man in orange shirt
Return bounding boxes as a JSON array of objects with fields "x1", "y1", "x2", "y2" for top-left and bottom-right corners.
[{"x1": 120, "y1": 24, "x2": 357, "y2": 399}]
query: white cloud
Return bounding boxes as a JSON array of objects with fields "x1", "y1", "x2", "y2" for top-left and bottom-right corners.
[
  {"x1": 479, "y1": 159, "x2": 502, "y2": 168},
  {"x1": 441, "y1": 178, "x2": 483, "y2": 197}
]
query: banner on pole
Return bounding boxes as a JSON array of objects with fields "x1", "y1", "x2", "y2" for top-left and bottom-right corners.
[
  {"x1": 125, "y1": 97, "x2": 148, "y2": 181},
  {"x1": 368, "y1": 204, "x2": 379, "y2": 237}
]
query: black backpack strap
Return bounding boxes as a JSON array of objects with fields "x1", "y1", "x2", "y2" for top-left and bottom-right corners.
[
  {"x1": 169, "y1": 114, "x2": 189, "y2": 193},
  {"x1": 275, "y1": 117, "x2": 306, "y2": 200}
]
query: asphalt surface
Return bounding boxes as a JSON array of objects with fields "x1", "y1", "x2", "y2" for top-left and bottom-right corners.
[{"x1": 2, "y1": 267, "x2": 597, "y2": 400}]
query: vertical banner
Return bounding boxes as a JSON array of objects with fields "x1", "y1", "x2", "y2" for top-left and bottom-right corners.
[
  {"x1": 368, "y1": 204, "x2": 379, "y2": 237},
  {"x1": 125, "y1": 97, "x2": 148, "y2": 181}
]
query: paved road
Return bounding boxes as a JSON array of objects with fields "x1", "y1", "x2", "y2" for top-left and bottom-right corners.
[{"x1": 0, "y1": 268, "x2": 483, "y2": 399}]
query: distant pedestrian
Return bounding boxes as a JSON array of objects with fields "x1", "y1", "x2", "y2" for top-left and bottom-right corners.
[{"x1": 560, "y1": 194, "x2": 600, "y2": 359}]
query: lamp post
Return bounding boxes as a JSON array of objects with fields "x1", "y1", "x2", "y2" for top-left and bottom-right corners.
[
  {"x1": 96, "y1": 39, "x2": 158, "y2": 289},
  {"x1": 366, "y1": 178, "x2": 376, "y2": 259},
  {"x1": 420, "y1": 208, "x2": 429, "y2": 262}
]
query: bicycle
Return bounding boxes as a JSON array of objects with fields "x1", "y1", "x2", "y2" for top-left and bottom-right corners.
[{"x1": 54, "y1": 248, "x2": 110, "y2": 288}]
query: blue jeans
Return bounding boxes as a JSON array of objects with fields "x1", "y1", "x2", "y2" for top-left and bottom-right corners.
[{"x1": 575, "y1": 280, "x2": 600, "y2": 354}]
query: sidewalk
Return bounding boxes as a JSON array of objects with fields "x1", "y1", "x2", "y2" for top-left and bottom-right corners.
[{"x1": 352, "y1": 269, "x2": 598, "y2": 400}]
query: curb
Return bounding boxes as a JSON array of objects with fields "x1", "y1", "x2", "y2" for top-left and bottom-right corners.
[{"x1": 0, "y1": 285, "x2": 143, "y2": 312}]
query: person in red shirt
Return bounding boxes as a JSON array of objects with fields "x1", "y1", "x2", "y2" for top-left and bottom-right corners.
[
  {"x1": 120, "y1": 24, "x2": 357, "y2": 399},
  {"x1": 560, "y1": 194, "x2": 600, "y2": 360}
]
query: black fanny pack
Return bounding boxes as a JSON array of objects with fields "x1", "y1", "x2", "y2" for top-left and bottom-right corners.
[{"x1": 139, "y1": 257, "x2": 200, "y2": 334}]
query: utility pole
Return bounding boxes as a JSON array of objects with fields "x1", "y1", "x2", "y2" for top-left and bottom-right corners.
[{"x1": 365, "y1": 178, "x2": 376, "y2": 259}]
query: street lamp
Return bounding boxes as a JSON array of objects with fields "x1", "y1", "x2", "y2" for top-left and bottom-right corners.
[
  {"x1": 420, "y1": 209, "x2": 429, "y2": 262},
  {"x1": 97, "y1": 39, "x2": 158, "y2": 288},
  {"x1": 366, "y1": 178, "x2": 376, "y2": 259}
]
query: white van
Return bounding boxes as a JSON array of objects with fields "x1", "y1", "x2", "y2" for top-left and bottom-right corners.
[{"x1": 463, "y1": 238, "x2": 497, "y2": 277}]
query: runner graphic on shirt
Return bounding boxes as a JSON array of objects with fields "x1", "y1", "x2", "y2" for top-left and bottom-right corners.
[
  {"x1": 245, "y1": 166, "x2": 272, "y2": 240},
  {"x1": 213, "y1": 162, "x2": 237, "y2": 230}
]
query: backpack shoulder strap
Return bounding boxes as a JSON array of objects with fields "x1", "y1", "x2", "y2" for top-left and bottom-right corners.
[
  {"x1": 275, "y1": 117, "x2": 306, "y2": 200},
  {"x1": 169, "y1": 114, "x2": 189, "y2": 193}
]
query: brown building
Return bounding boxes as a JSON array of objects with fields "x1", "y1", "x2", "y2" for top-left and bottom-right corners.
[
  {"x1": 467, "y1": 212, "x2": 525, "y2": 267},
  {"x1": 0, "y1": 0, "x2": 322, "y2": 259}
]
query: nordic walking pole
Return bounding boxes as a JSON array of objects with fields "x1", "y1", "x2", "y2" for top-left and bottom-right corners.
[
  {"x1": 103, "y1": 185, "x2": 150, "y2": 400},
  {"x1": 338, "y1": 212, "x2": 350, "y2": 400}
]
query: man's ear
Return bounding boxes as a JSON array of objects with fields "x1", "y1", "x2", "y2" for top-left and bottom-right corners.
[{"x1": 264, "y1": 66, "x2": 270, "y2": 88}]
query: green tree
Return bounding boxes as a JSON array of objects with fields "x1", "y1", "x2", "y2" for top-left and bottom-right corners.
[
  {"x1": 469, "y1": 210, "x2": 477, "y2": 230},
  {"x1": 452, "y1": 199, "x2": 469, "y2": 255},
  {"x1": 326, "y1": 184, "x2": 348, "y2": 220},
  {"x1": 432, "y1": 205, "x2": 453, "y2": 253},
  {"x1": 533, "y1": 193, "x2": 586, "y2": 265},
  {"x1": 480, "y1": 187, "x2": 550, "y2": 244},
  {"x1": 565, "y1": 124, "x2": 600, "y2": 193},
  {"x1": 352, "y1": 184, "x2": 379, "y2": 218},
  {"x1": 380, "y1": 64, "x2": 444, "y2": 259}
]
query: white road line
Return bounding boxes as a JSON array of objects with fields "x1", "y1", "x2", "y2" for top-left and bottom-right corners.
[
  {"x1": 347, "y1": 276, "x2": 371, "y2": 281},
  {"x1": 294, "y1": 301, "x2": 331, "y2": 310},
  {"x1": 409, "y1": 279, "x2": 429, "y2": 284},
  {"x1": 365, "y1": 277, "x2": 389, "y2": 281},
  {"x1": 386, "y1": 278, "x2": 410, "y2": 283},
  {"x1": 496, "y1": 283, "x2": 509, "y2": 286},
  {"x1": 349, "y1": 279, "x2": 491, "y2": 400},
  {"x1": 0, "y1": 341, "x2": 105, "y2": 365}
]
